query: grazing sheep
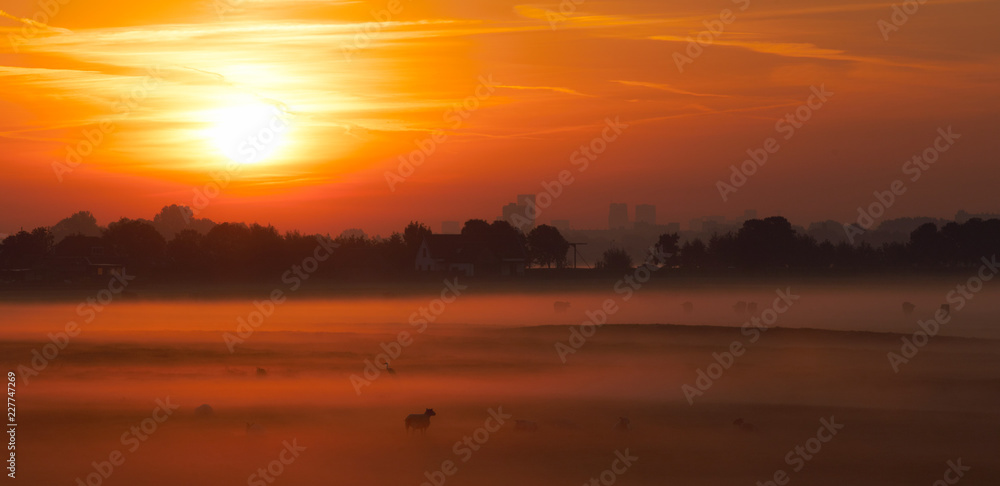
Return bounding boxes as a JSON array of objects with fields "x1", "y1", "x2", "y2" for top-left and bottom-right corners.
[
  {"x1": 902, "y1": 302, "x2": 916, "y2": 316},
  {"x1": 194, "y1": 404, "x2": 214, "y2": 417},
  {"x1": 613, "y1": 417, "x2": 631, "y2": 432},
  {"x1": 940, "y1": 304, "x2": 951, "y2": 317},
  {"x1": 733, "y1": 301, "x2": 747, "y2": 315},
  {"x1": 681, "y1": 302, "x2": 694, "y2": 314},
  {"x1": 514, "y1": 420, "x2": 538, "y2": 432},
  {"x1": 405, "y1": 409, "x2": 437, "y2": 433},
  {"x1": 733, "y1": 418, "x2": 756, "y2": 432},
  {"x1": 246, "y1": 422, "x2": 266, "y2": 435},
  {"x1": 554, "y1": 301, "x2": 571, "y2": 313},
  {"x1": 256, "y1": 367, "x2": 267, "y2": 377},
  {"x1": 746, "y1": 302, "x2": 758, "y2": 314},
  {"x1": 384, "y1": 362, "x2": 396, "y2": 376}
]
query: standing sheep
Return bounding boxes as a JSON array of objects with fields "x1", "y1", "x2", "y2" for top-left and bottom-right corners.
[{"x1": 405, "y1": 409, "x2": 437, "y2": 433}]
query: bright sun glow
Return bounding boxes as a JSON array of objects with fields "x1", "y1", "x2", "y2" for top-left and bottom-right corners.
[{"x1": 205, "y1": 99, "x2": 292, "y2": 165}]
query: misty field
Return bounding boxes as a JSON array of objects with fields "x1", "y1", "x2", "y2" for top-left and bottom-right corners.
[{"x1": 2, "y1": 283, "x2": 999, "y2": 485}]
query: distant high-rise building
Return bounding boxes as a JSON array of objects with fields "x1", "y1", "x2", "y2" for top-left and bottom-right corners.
[
  {"x1": 551, "y1": 220, "x2": 570, "y2": 232},
  {"x1": 665, "y1": 222, "x2": 681, "y2": 233},
  {"x1": 502, "y1": 202, "x2": 525, "y2": 228},
  {"x1": 609, "y1": 203, "x2": 629, "y2": 230},
  {"x1": 689, "y1": 218, "x2": 703, "y2": 232},
  {"x1": 744, "y1": 209, "x2": 758, "y2": 221},
  {"x1": 635, "y1": 204, "x2": 656, "y2": 225},
  {"x1": 517, "y1": 194, "x2": 537, "y2": 228},
  {"x1": 502, "y1": 195, "x2": 536, "y2": 232},
  {"x1": 441, "y1": 221, "x2": 461, "y2": 234}
]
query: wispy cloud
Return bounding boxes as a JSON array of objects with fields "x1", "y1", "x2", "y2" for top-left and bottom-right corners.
[
  {"x1": 0, "y1": 9, "x2": 72, "y2": 33},
  {"x1": 495, "y1": 84, "x2": 592, "y2": 97},
  {"x1": 612, "y1": 80, "x2": 732, "y2": 98}
]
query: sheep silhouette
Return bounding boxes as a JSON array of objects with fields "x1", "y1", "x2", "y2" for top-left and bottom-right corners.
[{"x1": 405, "y1": 409, "x2": 436, "y2": 433}]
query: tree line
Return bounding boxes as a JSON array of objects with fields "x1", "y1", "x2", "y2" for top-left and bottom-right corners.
[{"x1": 2, "y1": 207, "x2": 998, "y2": 283}]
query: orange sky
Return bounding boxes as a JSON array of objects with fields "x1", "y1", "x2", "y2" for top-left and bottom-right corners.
[{"x1": 1, "y1": 0, "x2": 998, "y2": 236}]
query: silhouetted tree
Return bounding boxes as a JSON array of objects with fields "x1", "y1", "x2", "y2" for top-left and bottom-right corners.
[
  {"x1": 596, "y1": 246, "x2": 632, "y2": 272},
  {"x1": 735, "y1": 217, "x2": 796, "y2": 268},
  {"x1": 152, "y1": 205, "x2": 215, "y2": 240},
  {"x1": 202, "y1": 222, "x2": 252, "y2": 275},
  {"x1": 51, "y1": 211, "x2": 101, "y2": 243},
  {"x1": 460, "y1": 219, "x2": 493, "y2": 243},
  {"x1": 0, "y1": 227, "x2": 53, "y2": 269},
  {"x1": 103, "y1": 218, "x2": 165, "y2": 273},
  {"x1": 909, "y1": 222, "x2": 942, "y2": 266},
  {"x1": 527, "y1": 225, "x2": 569, "y2": 268},
  {"x1": 654, "y1": 233, "x2": 680, "y2": 266},
  {"x1": 489, "y1": 220, "x2": 527, "y2": 255},
  {"x1": 166, "y1": 229, "x2": 206, "y2": 274},
  {"x1": 680, "y1": 239, "x2": 708, "y2": 269},
  {"x1": 403, "y1": 221, "x2": 432, "y2": 257}
]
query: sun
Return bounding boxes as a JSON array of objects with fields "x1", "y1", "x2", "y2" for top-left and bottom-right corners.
[{"x1": 205, "y1": 98, "x2": 292, "y2": 165}]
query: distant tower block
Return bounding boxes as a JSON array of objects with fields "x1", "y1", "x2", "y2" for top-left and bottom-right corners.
[
  {"x1": 517, "y1": 194, "x2": 537, "y2": 229},
  {"x1": 609, "y1": 203, "x2": 628, "y2": 230},
  {"x1": 636, "y1": 204, "x2": 656, "y2": 226},
  {"x1": 503, "y1": 202, "x2": 529, "y2": 231},
  {"x1": 744, "y1": 209, "x2": 758, "y2": 221},
  {"x1": 441, "y1": 221, "x2": 461, "y2": 234}
]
